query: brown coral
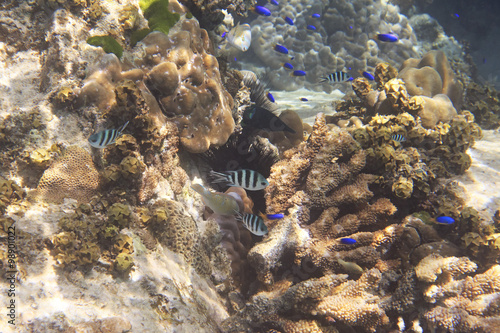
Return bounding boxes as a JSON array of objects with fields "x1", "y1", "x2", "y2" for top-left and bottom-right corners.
[
  {"x1": 399, "y1": 50, "x2": 463, "y2": 110},
  {"x1": 36, "y1": 146, "x2": 99, "y2": 203},
  {"x1": 78, "y1": 18, "x2": 235, "y2": 153},
  {"x1": 415, "y1": 255, "x2": 500, "y2": 332}
]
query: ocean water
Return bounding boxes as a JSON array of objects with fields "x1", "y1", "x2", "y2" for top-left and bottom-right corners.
[{"x1": 1, "y1": 0, "x2": 499, "y2": 332}]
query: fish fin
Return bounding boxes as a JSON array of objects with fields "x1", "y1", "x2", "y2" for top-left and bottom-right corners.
[
  {"x1": 233, "y1": 209, "x2": 243, "y2": 221},
  {"x1": 209, "y1": 170, "x2": 230, "y2": 184},
  {"x1": 118, "y1": 121, "x2": 129, "y2": 135}
]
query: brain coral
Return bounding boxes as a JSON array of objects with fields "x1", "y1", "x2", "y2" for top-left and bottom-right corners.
[
  {"x1": 78, "y1": 18, "x2": 234, "y2": 153},
  {"x1": 36, "y1": 146, "x2": 99, "y2": 203}
]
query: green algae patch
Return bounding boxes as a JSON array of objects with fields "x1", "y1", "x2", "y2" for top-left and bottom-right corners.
[
  {"x1": 87, "y1": 35, "x2": 123, "y2": 58},
  {"x1": 138, "y1": 0, "x2": 180, "y2": 35}
]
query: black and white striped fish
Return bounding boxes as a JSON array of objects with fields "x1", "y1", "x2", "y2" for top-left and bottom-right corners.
[
  {"x1": 391, "y1": 134, "x2": 406, "y2": 143},
  {"x1": 319, "y1": 71, "x2": 352, "y2": 84},
  {"x1": 235, "y1": 211, "x2": 268, "y2": 236},
  {"x1": 209, "y1": 169, "x2": 269, "y2": 191},
  {"x1": 88, "y1": 121, "x2": 129, "y2": 148}
]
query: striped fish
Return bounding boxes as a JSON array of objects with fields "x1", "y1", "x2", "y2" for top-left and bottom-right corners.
[
  {"x1": 209, "y1": 169, "x2": 269, "y2": 191},
  {"x1": 235, "y1": 211, "x2": 268, "y2": 236},
  {"x1": 319, "y1": 71, "x2": 352, "y2": 84},
  {"x1": 391, "y1": 134, "x2": 406, "y2": 143},
  {"x1": 191, "y1": 184, "x2": 240, "y2": 215},
  {"x1": 88, "y1": 121, "x2": 129, "y2": 148}
]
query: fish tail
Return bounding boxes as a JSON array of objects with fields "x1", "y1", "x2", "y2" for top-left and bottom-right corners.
[{"x1": 209, "y1": 170, "x2": 230, "y2": 184}]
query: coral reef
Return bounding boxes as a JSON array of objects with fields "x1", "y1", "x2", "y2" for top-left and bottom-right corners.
[
  {"x1": 78, "y1": 17, "x2": 235, "y2": 153},
  {"x1": 416, "y1": 255, "x2": 500, "y2": 332},
  {"x1": 244, "y1": 0, "x2": 418, "y2": 92},
  {"x1": 36, "y1": 146, "x2": 100, "y2": 203},
  {"x1": 464, "y1": 82, "x2": 500, "y2": 129},
  {"x1": 399, "y1": 50, "x2": 464, "y2": 109}
]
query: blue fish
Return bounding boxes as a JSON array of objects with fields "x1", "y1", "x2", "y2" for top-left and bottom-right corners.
[
  {"x1": 221, "y1": 31, "x2": 227, "y2": 38},
  {"x1": 283, "y1": 62, "x2": 294, "y2": 70},
  {"x1": 267, "y1": 92, "x2": 275, "y2": 103},
  {"x1": 319, "y1": 71, "x2": 351, "y2": 83},
  {"x1": 253, "y1": 6, "x2": 271, "y2": 16},
  {"x1": 292, "y1": 70, "x2": 306, "y2": 77},
  {"x1": 300, "y1": 97, "x2": 308, "y2": 101},
  {"x1": 306, "y1": 25, "x2": 316, "y2": 31},
  {"x1": 274, "y1": 44, "x2": 289, "y2": 54},
  {"x1": 88, "y1": 121, "x2": 129, "y2": 148},
  {"x1": 284, "y1": 16, "x2": 294, "y2": 25},
  {"x1": 266, "y1": 213, "x2": 284, "y2": 220},
  {"x1": 312, "y1": 13, "x2": 320, "y2": 18},
  {"x1": 360, "y1": 71, "x2": 375, "y2": 81},
  {"x1": 270, "y1": 0, "x2": 279, "y2": 5},
  {"x1": 391, "y1": 134, "x2": 406, "y2": 143},
  {"x1": 235, "y1": 211, "x2": 268, "y2": 236},
  {"x1": 436, "y1": 216, "x2": 455, "y2": 225},
  {"x1": 340, "y1": 237, "x2": 357, "y2": 245},
  {"x1": 374, "y1": 33, "x2": 398, "y2": 42}
]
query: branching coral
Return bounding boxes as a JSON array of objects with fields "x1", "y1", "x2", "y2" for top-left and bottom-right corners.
[
  {"x1": 415, "y1": 255, "x2": 500, "y2": 332},
  {"x1": 223, "y1": 269, "x2": 391, "y2": 333}
]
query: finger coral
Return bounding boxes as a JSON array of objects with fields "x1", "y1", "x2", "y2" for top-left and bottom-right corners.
[
  {"x1": 415, "y1": 255, "x2": 500, "y2": 332},
  {"x1": 36, "y1": 146, "x2": 100, "y2": 203}
]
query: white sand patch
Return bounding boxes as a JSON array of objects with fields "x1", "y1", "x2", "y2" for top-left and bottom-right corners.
[{"x1": 454, "y1": 129, "x2": 500, "y2": 220}]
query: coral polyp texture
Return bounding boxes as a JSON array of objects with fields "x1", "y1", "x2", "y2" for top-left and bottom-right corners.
[
  {"x1": 245, "y1": 0, "x2": 418, "y2": 92},
  {"x1": 416, "y1": 255, "x2": 500, "y2": 332},
  {"x1": 78, "y1": 18, "x2": 234, "y2": 153},
  {"x1": 36, "y1": 146, "x2": 100, "y2": 203}
]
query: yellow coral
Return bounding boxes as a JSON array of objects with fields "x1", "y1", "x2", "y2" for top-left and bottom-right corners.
[{"x1": 36, "y1": 146, "x2": 100, "y2": 203}]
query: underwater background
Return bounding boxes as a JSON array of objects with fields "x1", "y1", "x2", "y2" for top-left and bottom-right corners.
[{"x1": 0, "y1": 0, "x2": 500, "y2": 332}]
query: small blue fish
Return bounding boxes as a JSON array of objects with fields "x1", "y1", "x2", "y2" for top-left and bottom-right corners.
[
  {"x1": 306, "y1": 25, "x2": 316, "y2": 31},
  {"x1": 340, "y1": 237, "x2": 357, "y2": 245},
  {"x1": 235, "y1": 211, "x2": 268, "y2": 236},
  {"x1": 282, "y1": 62, "x2": 294, "y2": 70},
  {"x1": 300, "y1": 97, "x2": 308, "y2": 101},
  {"x1": 253, "y1": 6, "x2": 271, "y2": 16},
  {"x1": 319, "y1": 71, "x2": 351, "y2": 83},
  {"x1": 436, "y1": 216, "x2": 455, "y2": 225},
  {"x1": 270, "y1": 0, "x2": 279, "y2": 5},
  {"x1": 221, "y1": 31, "x2": 227, "y2": 38},
  {"x1": 312, "y1": 13, "x2": 321, "y2": 18},
  {"x1": 210, "y1": 169, "x2": 269, "y2": 190},
  {"x1": 267, "y1": 92, "x2": 275, "y2": 103},
  {"x1": 88, "y1": 121, "x2": 129, "y2": 148},
  {"x1": 274, "y1": 44, "x2": 289, "y2": 54},
  {"x1": 374, "y1": 33, "x2": 398, "y2": 42},
  {"x1": 266, "y1": 213, "x2": 284, "y2": 220},
  {"x1": 284, "y1": 16, "x2": 294, "y2": 25},
  {"x1": 391, "y1": 134, "x2": 406, "y2": 143},
  {"x1": 292, "y1": 70, "x2": 306, "y2": 77},
  {"x1": 360, "y1": 70, "x2": 375, "y2": 81}
]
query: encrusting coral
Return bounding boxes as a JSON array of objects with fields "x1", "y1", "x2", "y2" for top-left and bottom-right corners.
[
  {"x1": 78, "y1": 17, "x2": 235, "y2": 153},
  {"x1": 36, "y1": 146, "x2": 100, "y2": 203}
]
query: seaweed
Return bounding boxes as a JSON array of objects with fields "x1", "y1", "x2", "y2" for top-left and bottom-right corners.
[
  {"x1": 87, "y1": 35, "x2": 123, "y2": 58},
  {"x1": 134, "y1": 0, "x2": 180, "y2": 45}
]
